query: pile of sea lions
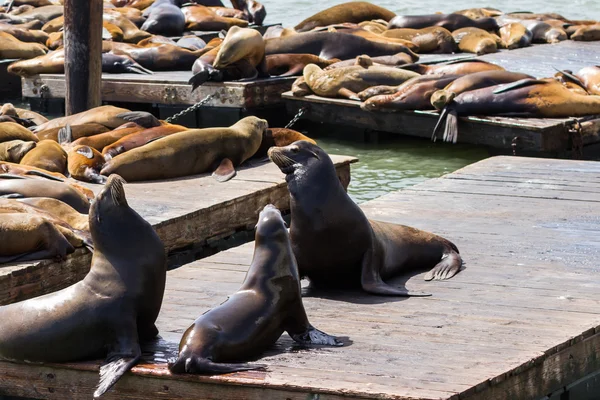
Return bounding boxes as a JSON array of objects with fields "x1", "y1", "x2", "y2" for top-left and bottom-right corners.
[
  {"x1": 0, "y1": 139, "x2": 463, "y2": 397},
  {"x1": 0, "y1": 103, "x2": 316, "y2": 183}
]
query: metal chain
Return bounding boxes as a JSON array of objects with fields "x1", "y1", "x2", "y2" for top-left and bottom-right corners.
[
  {"x1": 165, "y1": 93, "x2": 216, "y2": 124},
  {"x1": 285, "y1": 107, "x2": 307, "y2": 129},
  {"x1": 511, "y1": 136, "x2": 519, "y2": 156}
]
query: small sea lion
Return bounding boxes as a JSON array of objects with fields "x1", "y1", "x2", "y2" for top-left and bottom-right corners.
[
  {"x1": 430, "y1": 70, "x2": 535, "y2": 110},
  {"x1": 32, "y1": 106, "x2": 132, "y2": 132},
  {"x1": 295, "y1": 2, "x2": 395, "y2": 32},
  {"x1": 102, "y1": 53, "x2": 153, "y2": 75},
  {"x1": 383, "y1": 27, "x2": 456, "y2": 53},
  {"x1": 230, "y1": 0, "x2": 266, "y2": 25},
  {"x1": 72, "y1": 123, "x2": 145, "y2": 151},
  {"x1": 140, "y1": 3, "x2": 185, "y2": 37},
  {"x1": 575, "y1": 66, "x2": 600, "y2": 95},
  {"x1": 499, "y1": 23, "x2": 532, "y2": 49},
  {"x1": 102, "y1": 11, "x2": 151, "y2": 43},
  {"x1": 176, "y1": 35, "x2": 206, "y2": 51},
  {"x1": 0, "y1": 122, "x2": 39, "y2": 143},
  {"x1": 521, "y1": 20, "x2": 567, "y2": 43},
  {"x1": 181, "y1": 4, "x2": 248, "y2": 31},
  {"x1": 0, "y1": 175, "x2": 167, "y2": 398},
  {"x1": 0, "y1": 31, "x2": 46, "y2": 59},
  {"x1": 570, "y1": 25, "x2": 600, "y2": 41},
  {"x1": 213, "y1": 26, "x2": 266, "y2": 80},
  {"x1": 265, "y1": 31, "x2": 419, "y2": 62},
  {"x1": 253, "y1": 127, "x2": 316, "y2": 159},
  {"x1": 101, "y1": 116, "x2": 267, "y2": 182},
  {"x1": 303, "y1": 58, "x2": 420, "y2": 99},
  {"x1": 0, "y1": 24, "x2": 48, "y2": 43},
  {"x1": 101, "y1": 123, "x2": 187, "y2": 159},
  {"x1": 168, "y1": 204, "x2": 342, "y2": 375},
  {"x1": 36, "y1": 123, "x2": 110, "y2": 142},
  {"x1": 269, "y1": 141, "x2": 463, "y2": 296},
  {"x1": 388, "y1": 14, "x2": 498, "y2": 32},
  {"x1": 0, "y1": 174, "x2": 90, "y2": 213},
  {"x1": 20, "y1": 139, "x2": 67, "y2": 174},
  {"x1": 361, "y1": 74, "x2": 459, "y2": 111},
  {"x1": 401, "y1": 59, "x2": 504, "y2": 75},
  {"x1": 266, "y1": 53, "x2": 338, "y2": 77},
  {"x1": 0, "y1": 140, "x2": 36, "y2": 163},
  {"x1": 7, "y1": 48, "x2": 64, "y2": 76},
  {"x1": 452, "y1": 27, "x2": 498, "y2": 55},
  {"x1": 0, "y1": 212, "x2": 74, "y2": 264}
]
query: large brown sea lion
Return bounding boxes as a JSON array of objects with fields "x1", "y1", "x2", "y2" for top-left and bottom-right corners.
[
  {"x1": 0, "y1": 140, "x2": 36, "y2": 163},
  {"x1": 110, "y1": 43, "x2": 202, "y2": 71},
  {"x1": 101, "y1": 116, "x2": 267, "y2": 182},
  {"x1": 0, "y1": 122, "x2": 39, "y2": 143},
  {"x1": 388, "y1": 14, "x2": 498, "y2": 32},
  {"x1": 0, "y1": 175, "x2": 167, "y2": 398},
  {"x1": 32, "y1": 106, "x2": 133, "y2": 132},
  {"x1": 265, "y1": 31, "x2": 419, "y2": 62},
  {"x1": 7, "y1": 48, "x2": 63, "y2": 76},
  {"x1": 102, "y1": 123, "x2": 187, "y2": 159},
  {"x1": 295, "y1": 2, "x2": 395, "y2": 32},
  {"x1": 269, "y1": 141, "x2": 463, "y2": 296},
  {"x1": 430, "y1": 70, "x2": 534, "y2": 110},
  {"x1": 140, "y1": 3, "x2": 185, "y2": 37},
  {"x1": 266, "y1": 53, "x2": 338, "y2": 77},
  {"x1": 0, "y1": 31, "x2": 46, "y2": 59},
  {"x1": 521, "y1": 20, "x2": 567, "y2": 43},
  {"x1": 383, "y1": 27, "x2": 456, "y2": 53},
  {"x1": 20, "y1": 139, "x2": 67, "y2": 174},
  {"x1": 72, "y1": 123, "x2": 145, "y2": 151},
  {"x1": 499, "y1": 22, "x2": 532, "y2": 49},
  {"x1": 168, "y1": 204, "x2": 342, "y2": 375},
  {"x1": 181, "y1": 4, "x2": 248, "y2": 31},
  {"x1": 452, "y1": 27, "x2": 498, "y2": 55},
  {"x1": 433, "y1": 79, "x2": 600, "y2": 143}
]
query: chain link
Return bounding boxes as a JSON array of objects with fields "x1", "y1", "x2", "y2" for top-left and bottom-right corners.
[
  {"x1": 285, "y1": 106, "x2": 307, "y2": 129},
  {"x1": 165, "y1": 93, "x2": 215, "y2": 124}
]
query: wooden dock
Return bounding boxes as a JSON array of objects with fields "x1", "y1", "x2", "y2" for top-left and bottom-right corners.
[
  {"x1": 0, "y1": 155, "x2": 355, "y2": 306},
  {"x1": 0, "y1": 155, "x2": 598, "y2": 399}
]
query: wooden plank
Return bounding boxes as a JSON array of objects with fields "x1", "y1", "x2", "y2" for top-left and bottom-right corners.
[
  {"x1": 0, "y1": 156, "x2": 356, "y2": 306},
  {"x1": 0, "y1": 156, "x2": 598, "y2": 400}
]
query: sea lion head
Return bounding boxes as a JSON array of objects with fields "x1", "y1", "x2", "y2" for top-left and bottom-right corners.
[
  {"x1": 5, "y1": 140, "x2": 36, "y2": 163},
  {"x1": 268, "y1": 140, "x2": 329, "y2": 176},
  {"x1": 91, "y1": 174, "x2": 127, "y2": 225},
  {"x1": 213, "y1": 26, "x2": 263, "y2": 68},
  {"x1": 430, "y1": 89, "x2": 456, "y2": 110},
  {"x1": 255, "y1": 203, "x2": 287, "y2": 241}
]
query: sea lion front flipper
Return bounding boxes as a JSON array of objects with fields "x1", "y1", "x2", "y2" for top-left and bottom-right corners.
[
  {"x1": 284, "y1": 297, "x2": 343, "y2": 347},
  {"x1": 337, "y1": 88, "x2": 360, "y2": 101},
  {"x1": 290, "y1": 325, "x2": 343, "y2": 347},
  {"x1": 116, "y1": 112, "x2": 161, "y2": 129},
  {"x1": 94, "y1": 332, "x2": 141, "y2": 398},
  {"x1": 212, "y1": 158, "x2": 236, "y2": 182}
]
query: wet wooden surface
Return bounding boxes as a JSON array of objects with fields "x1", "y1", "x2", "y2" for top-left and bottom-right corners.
[
  {"x1": 0, "y1": 155, "x2": 598, "y2": 400},
  {"x1": 0, "y1": 155, "x2": 356, "y2": 306}
]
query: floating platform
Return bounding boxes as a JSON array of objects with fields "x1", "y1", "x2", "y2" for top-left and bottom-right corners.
[
  {"x1": 0, "y1": 156, "x2": 355, "y2": 306},
  {"x1": 0, "y1": 155, "x2": 598, "y2": 399}
]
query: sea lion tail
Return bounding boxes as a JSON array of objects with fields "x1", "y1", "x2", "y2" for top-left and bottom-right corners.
[{"x1": 167, "y1": 355, "x2": 267, "y2": 374}]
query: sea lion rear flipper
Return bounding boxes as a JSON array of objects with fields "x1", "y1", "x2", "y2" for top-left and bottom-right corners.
[
  {"x1": 94, "y1": 336, "x2": 141, "y2": 398},
  {"x1": 337, "y1": 88, "x2": 360, "y2": 101},
  {"x1": 167, "y1": 355, "x2": 267, "y2": 374},
  {"x1": 116, "y1": 112, "x2": 161, "y2": 129},
  {"x1": 212, "y1": 158, "x2": 236, "y2": 182},
  {"x1": 424, "y1": 251, "x2": 463, "y2": 281},
  {"x1": 58, "y1": 124, "x2": 73, "y2": 145},
  {"x1": 83, "y1": 168, "x2": 108, "y2": 185},
  {"x1": 492, "y1": 78, "x2": 547, "y2": 94},
  {"x1": 442, "y1": 108, "x2": 459, "y2": 144}
]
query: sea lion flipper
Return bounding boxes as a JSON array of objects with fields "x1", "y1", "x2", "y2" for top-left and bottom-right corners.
[
  {"x1": 58, "y1": 124, "x2": 73, "y2": 145},
  {"x1": 24, "y1": 170, "x2": 65, "y2": 182},
  {"x1": 290, "y1": 325, "x2": 343, "y2": 347},
  {"x1": 95, "y1": 353, "x2": 140, "y2": 398},
  {"x1": 442, "y1": 108, "x2": 459, "y2": 144},
  {"x1": 492, "y1": 78, "x2": 547, "y2": 94},
  {"x1": 167, "y1": 355, "x2": 266, "y2": 374},
  {"x1": 212, "y1": 158, "x2": 236, "y2": 182},
  {"x1": 116, "y1": 112, "x2": 161, "y2": 129},
  {"x1": 337, "y1": 88, "x2": 360, "y2": 101},
  {"x1": 424, "y1": 251, "x2": 463, "y2": 281},
  {"x1": 83, "y1": 168, "x2": 108, "y2": 185}
]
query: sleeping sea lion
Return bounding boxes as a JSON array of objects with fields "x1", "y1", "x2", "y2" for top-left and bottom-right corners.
[
  {"x1": 269, "y1": 141, "x2": 463, "y2": 296},
  {"x1": 453, "y1": 7, "x2": 503, "y2": 20},
  {"x1": 325, "y1": 52, "x2": 413, "y2": 69},
  {"x1": 102, "y1": 11, "x2": 151, "y2": 43},
  {"x1": 294, "y1": 2, "x2": 395, "y2": 32},
  {"x1": 266, "y1": 53, "x2": 338, "y2": 77},
  {"x1": 382, "y1": 27, "x2": 456, "y2": 53},
  {"x1": 20, "y1": 139, "x2": 67, "y2": 174},
  {"x1": 570, "y1": 25, "x2": 600, "y2": 41},
  {"x1": 8, "y1": 5, "x2": 63, "y2": 23},
  {"x1": 291, "y1": 76, "x2": 311, "y2": 97},
  {"x1": 230, "y1": 0, "x2": 265, "y2": 25},
  {"x1": 0, "y1": 104, "x2": 48, "y2": 126},
  {"x1": 7, "y1": 48, "x2": 64, "y2": 76},
  {"x1": 0, "y1": 31, "x2": 46, "y2": 59},
  {"x1": 0, "y1": 140, "x2": 36, "y2": 163},
  {"x1": 208, "y1": 6, "x2": 246, "y2": 20},
  {"x1": 109, "y1": 43, "x2": 202, "y2": 71},
  {"x1": 140, "y1": 3, "x2": 185, "y2": 37},
  {"x1": 100, "y1": 116, "x2": 267, "y2": 182},
  {"x1": 72, "y1": 123, "x2": 145, "y2": 151},
  {"x1": 101, "y1": 53, "x2": 153, "y2": 75},
  {"x1": 0, "y1": 122, "x2": 39, "y2": 143},
  {"x1": 0, "y1": 174, "x2": 167, "y2": 398},
  {"x1": 101, "y1": 123, "x2": 187, "y2": 159},
  {"x1": 0, "y1": 24, "x2": 48, "y2": 43},
  {"x1": 176, "y1": 35, "x2": 206, "y2": 51},
  {"x1": 388, "y1": 14, "x2": 498, "y2": 32},
  {"x1": 181, "y1": 4, "x2": 248, "y2": 31},
  {"x1": 400, "y1": 59, "x2": 504, "y2": 75},
  {"x1": 168, "y1": 204, "x2": 342, "y2": 375},
  {"x1": 521, "y1": 20, "x2": 567, "y2": 43},
  {"x1": 499, "y1": 22, "x2": 532, "y2": 49},
  {"x1": 18, "y1": 197, "x2": 89, "y2": 231},
  {"x1": 32, "y1": 106, "x2": 133, "y2": 132},
  {"x1": 45, "y1": 31, "x2": 63, "y2": 49},
  {"x1": 36, "y1": 123, "x2": 110, "y2": 141},
  {"x1": 58, "y1": 126, "x2": 106, "y2": 184},
  {"x1": 452, "y1": 27, "x2": 498, "y2": 55},
  {"x1": 575, "y1": 66, "x2": 600, "y2": 95}
]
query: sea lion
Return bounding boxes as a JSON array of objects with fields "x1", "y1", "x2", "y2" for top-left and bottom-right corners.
[
  {"x1": 303, "y1": 58, "x2": 420, "y2": 99},
  {"x1": 32, "y1": 106, "x2": 132, "y2": 132},
  {"x1": 40, "y1": 15, "x2": 63, "y2": 33},
  {"x1": 0, "y1": 122, "x2": 39, "y2": 143},
  {"x1": 181, "y1": 4, "x2": 248, "y2": 31},
  {"x1": 0, "y1": 31, "x2": 46, "y2": 59},
  {"x1": 7, "y1": 48, "x2": 64, "y2": 76},
  {"x1": 430, "y1": 70, "x2": 535, "y2": 110},
  {"x1": 140, "y1": 3, "x2": 185, "y2": 37},
  {"x1": 168, "y1": 204, "x2": 342, "y2": 375},
  {"x1": 453, "y1": 7, "x2": 503, "y2": 20},
  {"x1": 359, "y1": 20, "x2": 388, "y2": 34},
  {"x1": 102, "y1": 22, "x2": 125, "y2": 42},
  {"x1": 19, "y1": 197, "x2": 89, "y2": 231},
  {"x1": 0, "y1": 161, "x2": 67, "y2": 181},
  {"x1": 109, "y1": 43, "x2": 202, "y2": 71},
  {"x1": 100, "y1": 116, "x2": 267, "y2": 182},
  {"x1": 552, "y1": 71, "x2": 589, "y2": 96},
  {"x1": 230, "y1": 0, "x2": 265, "y2": 25},
  {"x1": 125, "y1": 0, "x2": 156, "y2": 10},
  {"x1": 135, "y1": 35, "x2": 177, "y2": 47},
  {"x1": 58, "y1": 126, "x2": 106, "y2": 184},
  {"x1": 295, "y1": 2, "x2": 395, "y2": 32},
  {"x1": 208, "y1": 6, "x2": 246, "y2": 20},
  {"x1": 433, "y1": 79, "x2": 600, "y2": 143},
  {"x1": 326, "y1": 27, "x2": 418, "y2": 50},
  {"x1": 0, "y1": 104, "x2": 48, "y2": 126},
  {"x1": 212, "y1": 25, "x2": 266, "y2": 80},
  {"x1": 0, "y1": 24, "x2": 48, "y2": 43},
  {"x1": 102, "y1": 11, "x2": 151, "y2": 43},
  {"x1": 0, "y1": 174, "x2": 167, "y2": 398},
  {"x1": 20, "y1": 139, "x2": 67, "y2": 174},
  {"x1": 0, "y1": 140, "x2": 36, "y2": 163},
  {"x1": 451, "y1": 27, "x2": 498, "y2": 55},
  {"x1": 8, "y1": 5, "x2": 63, "y2": 23},
  {"x1": 325, "y1": 52, "x2": 413, "y2": 69},
  {"x1": 291, "y1": 76, "x2": 311, "y2": 97},
  {"x1": 102, "y1": 123, "x2": 187, "y2": 159},
  {"x1": 0, "y1": 213, "x2": 75, "y2": 264},
  {"x1": 383, "y1": 27, "x2": 456, "y2": 53},
  {"x1": 388, "y1": 14, "x2": 498, "y2": 32},
  {"x1": 176, "y1": 35, "x2": 206, "y2": 51},
  {"x1": 263, "y1": 25, "x2": 296, "y2": 39},
  {"x1": 269, "y1": 141, "x2": 463, "y2": 296},
  {"x1": 570, "y1": 25, "x2": 600, "y2": 41},
  {"x1": 265, "y1": 31, "x2": 419, "y2": 62},
  {"x1": 521, "y1": 20, "x2": 567, "y2": 43},
  {"x1": 266, "y1": 53, "x2": 338, "y2": 77},
  {"x1": 0, "y1": 174, "x2": 90, "y2": 213},
  {"x1": 361, "y1": 74, "x2": 459, "y2": 111},
  {"x1": 499, "y1": 22, "x2": 532, "y2": 49},
  {"x1": 36, "y1": 123, "x2": 110, "y2": 141},
  {"x1": 575, "y1": 66, "x2": 600, "y2": 95},
  {"x1": 102, "y1": 53, "x2": 153, "y2": 75},
  {"x1": 401, "y1": 59, "x2": 504, "y2": 75},
  {"x1": 253, "y1": 127, "x2": 316, "y2": 159},
  {"x1": 72, "y1": 123, "x2": 145, "y2": 151},
  {"x1": 106, "y1": 7, "x2": 146, "y2": 27}
]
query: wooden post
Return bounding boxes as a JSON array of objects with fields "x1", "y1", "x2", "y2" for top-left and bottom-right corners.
[{"x1": 63, "y1": 0, "x2": 102, "y2": 115}]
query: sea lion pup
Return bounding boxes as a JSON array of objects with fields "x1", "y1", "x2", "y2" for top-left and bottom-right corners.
[
  {"x1": 168, "y1": 204, "x2": 342, "y2": 375},
  {"x1": 0, "y1": 175, "x2": 167, "y2": 398},
  {"x1": 266, "y1": 53, "x2": 338, "y2": 77},
  {"x1": 432, "y1": 78, "x2": 600, "y2": 143},
  {"x1": 430, "y1": 70, "x2": 534, "y2": 110},
  {"x1": 0, "y1": 174, "x2": 90, "y2": 213},
  {"x1": 0, "y1": 140, "x2": 36, "y2": 163},
  {"x1": 59, "y1": 126, "x2": 107, "y2": 184},
  {"x1": 19, "y1": 139, "x2": 67, "y2": 173},
  {"x1": 383, "y1": 27, "x2": 456, "y2": 54},
  {"x1": 452, "y1": 27, "x2": 498, "y2": 55},
  {"x1": 400, "y1": 59, "x2": 504, "y2": 75},
  {"x1": 294, "y1": 2, "x2": 395, "y2": 32},
  {"x1": 101, "y1": 116, "x2": 267, "y2": 182},
  {"x1": 388, "y1": 13, "x2": 498, "y2": 32},
  {"x1": 265, "y1": 31, "x2": 419, "y2": 62},
  {"x1": 269, "y1": 141, "x2": 463, "y2": 296},
  {"x1": 303, "y1": 56, "x2": 420, "y2": 100},
  {"x1": 499, "y1": 22, "x2": 532, "y2": 49},
  {"x1": 361, "y1": 74, "x2": 460, "y2": 112}
]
